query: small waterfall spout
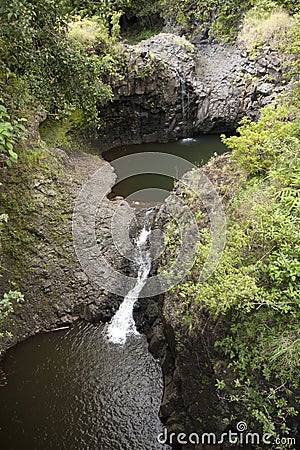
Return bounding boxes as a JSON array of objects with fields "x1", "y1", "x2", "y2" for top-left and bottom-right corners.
[
  {"x1": 106, "y1": 214, "x2": 152, "y2": 344},
  {"x1": 173, "y1": 68, "x2": 190, "y2": 135},
  {"x1": 174, "y1": 68, "x2": 186, "y2": 124}
]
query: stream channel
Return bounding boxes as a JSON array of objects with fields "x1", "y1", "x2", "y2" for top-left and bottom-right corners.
[{"x1": 0, "y1": 136, "x2": 227, "y2": 449}]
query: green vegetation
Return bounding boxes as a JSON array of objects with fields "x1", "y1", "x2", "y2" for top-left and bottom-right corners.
[
  {"x1": 0, "y1": 1, "x2": 123, "y2": 340},
  {"x1": 0, "y1": 1, "x2": 298, "y2": 132},
  {"x1": 39, "y1": 109, "x2": 84, "y2": 149},
  {"x1": 224, "y1": 104, "x2": 299, "y2": 176},
  {"x1": 147, "y1": 5, "x2": 300, "y2": 445},
  {"x1": 0, "y1": 0, "x2": 299, "y2": 442},
  {"x1": 168, "y1": 92, "x2": 300, "y2": 440},
  {"x1": 0, "y1": 211, "x2": 24, "y2": 340},
  {"x1": 0, "y1": 0, "x2": 120, "y2": 132},
  {"x1": 239, "y1": 6, "x2": 300, "y2": 68},
  {"x1": 0, "y1": 290, "x2": 24, "y2": 339},
  {"x1": 158, "y1": 0, "x2": 299, "y2": 40},
  {"x1": 0, "y1": 100, "x2": 26, "y2": 166}
]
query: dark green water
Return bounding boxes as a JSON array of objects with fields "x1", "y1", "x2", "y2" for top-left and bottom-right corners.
[
  {"x1": 103, "y1": 136, "x2": 227, "y2": 203},
  {"x1": 0, "y1": 323, "x2": 169, "y2": 450}
]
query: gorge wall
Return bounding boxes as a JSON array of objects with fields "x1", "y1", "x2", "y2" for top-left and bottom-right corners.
[
  {"x1": 135, "y1": 153, "x2": 248, "y2": 450},
  {"x1": 0, "y1": 147, "x2": 131, "y2": 353},
  {"x1": 0, "y1": 29, "x2": 291, "y2": 448},
  {"x1": 99, "y1": 32, "x2": 287, "y2": 150}
]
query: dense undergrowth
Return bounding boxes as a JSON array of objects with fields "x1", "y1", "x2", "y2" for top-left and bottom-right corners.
[
  {"x1": 160, "y1": 0, "x2": 298, "y2": 39},
  {"x1": 0, "y1": 1, "x2": 124, "y2": 323},
  {"x1": 0, "y1": 1, "x2": 299, "y2": 444},
  {"x1": 167, "y1": 93, "x2": 300, "y2": 445}
]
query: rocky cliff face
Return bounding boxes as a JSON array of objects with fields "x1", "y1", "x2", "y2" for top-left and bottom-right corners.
[
  {"x1": 0, "y1": 148, "x2": 130, "y2": 353},
  {"x1": 135, "y1": 154, "x2": 248, "y2": 449},
  {"x1": 99, "y1": 33, "x2": 287, "y2": 150},
  {"x1": 0, "y1": 29, "x2": 290, "y2": 447}
]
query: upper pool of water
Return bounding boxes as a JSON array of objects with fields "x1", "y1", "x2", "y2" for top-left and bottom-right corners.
[{"x1": 103, "y1": 136, "x2": 227, "y2": 203}]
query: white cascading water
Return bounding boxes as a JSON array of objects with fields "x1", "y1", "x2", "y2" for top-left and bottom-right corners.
[
  {"x1": 173, "y1": 68, "x2": 186, "y2": 125},
  {"x1": 106, "y1": 218, "x2": 152, "y2": 345}
]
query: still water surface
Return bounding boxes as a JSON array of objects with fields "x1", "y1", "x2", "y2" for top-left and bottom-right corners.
[
  {"x1": 0, "y1": 323, "x2": 169, "y2": 450},
  {"x1": 103, "y1": 136, "x2": 227, "y2": 202}
]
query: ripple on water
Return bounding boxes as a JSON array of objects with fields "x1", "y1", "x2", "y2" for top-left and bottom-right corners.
[{"x1": 0, "y1": 323, "x2": 170, "y2": 450}]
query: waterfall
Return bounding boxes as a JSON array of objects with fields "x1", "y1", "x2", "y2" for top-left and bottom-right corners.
[
  {"x1": 180, "y1": 76, "x2": 186, "y2": 124},
  {"x1": 174, "y1": 68, "x2": 189, "y2": 134},
  {"x1": 174, "y1": 68, "x2": 186, "y2": 122},
  {"x1": 106, "y1": 214, "x2": 152, "y2": 345}
]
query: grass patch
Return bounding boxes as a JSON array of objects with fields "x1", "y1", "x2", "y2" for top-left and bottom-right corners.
[
  {"x1": 39, "y1": 109, "x2": 84, "y2": 150},
  {"x1": 123, "y1": 28, "x2": 160, "y2": 45},
  {"x1": 238, "y1": 7, "x2": 295, "y2": 54}
]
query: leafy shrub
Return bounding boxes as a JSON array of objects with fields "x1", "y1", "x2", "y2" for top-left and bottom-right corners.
[
  {"x1": 68, "y1": 16, "x2": 109, "y2": 48},
  {"x1": 0, "y1": 290, "x2": 24, "y2": 322},
  {"x1": 66, "y1": 0, "x2": 131, "y2": 23},
  {"x1": 159, "y1": 0, "x2": 252, "y2": 40},
  {"x1": 0, "y1": 0, "x2": 118, "y2": 130},
  {"x1": 238, "y1": 7, "x2": 295, "y2": 54},
  {"x1": 0, "y1": 100, "x2": 26, "y2": 166},
  {"x1": 222, "y1": 105, "x2": 300, "y2": 176},
  {"x1": 68, "y1": 14, "x2": 122, "y2": 48},
  {"x1": 0, "y1": 213, "x2": 25, "y2": 340},
  {"x1": 169, "y1": 96, "x2": 300, "y2": 437}
]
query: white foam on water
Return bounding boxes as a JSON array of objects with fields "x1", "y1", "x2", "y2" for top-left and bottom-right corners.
[
  {"x1": 181, "y1": 137, "x2": 197, "y2": 143},
  {"x1": 106, "y1": 220, "x2": 152, "y2": 345}
]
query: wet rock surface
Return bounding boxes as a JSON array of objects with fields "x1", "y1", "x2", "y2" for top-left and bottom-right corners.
[
  {"x1": 99, "y1": 33, "x2": 287, "y2": 150},
  {"x1": 135, "y1": 154, "x2": 247, "y2": 449},
  {"x1": 0, "y1": 148, "x2": 128, "y2": 354}
]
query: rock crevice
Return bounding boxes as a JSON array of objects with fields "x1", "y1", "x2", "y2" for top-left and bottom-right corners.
[{"x1": 99, "y1": 33, "x2": 286, "y2": 150}]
